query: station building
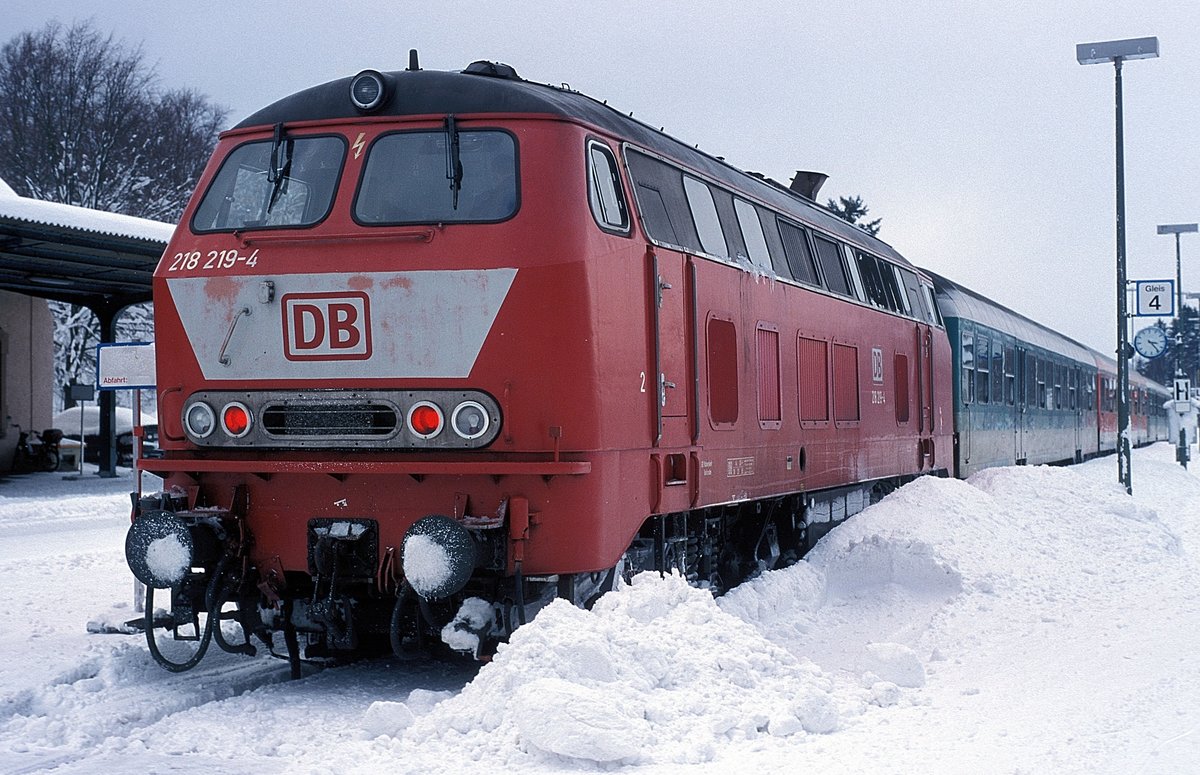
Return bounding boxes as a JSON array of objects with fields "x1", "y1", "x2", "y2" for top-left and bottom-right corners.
[{"x1": 0, "y1": 177, "x2": 170, "y2": 475}]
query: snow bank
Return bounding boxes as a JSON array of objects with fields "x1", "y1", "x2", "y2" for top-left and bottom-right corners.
[
  {"x1": 7, "y1": 446, "x2": 1200, "y2": 774},
  {"x1": 393, "y1": 572, "x2": 842, "y2": 768}
]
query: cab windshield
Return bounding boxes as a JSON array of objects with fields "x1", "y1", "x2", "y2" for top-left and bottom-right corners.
[
  {"x1": 192, "y1": 135, "x2": 346, "y2": 232},
  {"x1": 354, "y1": 129, "x2": 517, "y2": 224}
]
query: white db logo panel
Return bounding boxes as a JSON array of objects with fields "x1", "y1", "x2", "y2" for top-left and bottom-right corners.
[{"x1": 282, "y1": 292, "x2": 372, "y2": 361}]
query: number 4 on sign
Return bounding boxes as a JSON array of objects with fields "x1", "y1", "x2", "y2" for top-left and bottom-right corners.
[{"x1": 1135, "y1": 280, "x2": 1175, "y2": 317}]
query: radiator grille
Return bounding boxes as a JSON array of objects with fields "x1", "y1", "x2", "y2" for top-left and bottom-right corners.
[{"x1": 262, "y1": 403, "x2": 398, "y2": 437}]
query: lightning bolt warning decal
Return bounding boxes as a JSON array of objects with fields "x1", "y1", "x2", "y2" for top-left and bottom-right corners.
[{"x1": 352, "y1": 132, "x2": 366, "y2": 160}]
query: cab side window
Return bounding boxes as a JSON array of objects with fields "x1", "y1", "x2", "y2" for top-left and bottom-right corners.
[{"x1": 587, "y1": 141, "x2": 630, "y2": 234}]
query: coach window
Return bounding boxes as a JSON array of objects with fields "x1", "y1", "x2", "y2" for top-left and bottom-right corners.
[
  {"x1": 778, "y1": 220, "x2": 821, "y2": 286},
  {"x1": 355, "y1": 129, "x2": 517, "y2": 224},
  {"x1": 734, "y1": 199, "x2": 772, "y2": 272},
  {"x1": 961, "y1": 329, "x2": 975, "y2": 404},
  {"x1": 990, "y1": 342, "x2": 1003, "y2": 404},
  {"x1": 1025, "y1": 353, "x2": 1036, "y2": 408},
  {"x1": 586, "y1": 141, "x2": 629, "y2": 234},
  {"x1": 813, "y1": 235, "x2": 853, "y2": 297},
  {"x1": 683, "y1": 176, "x2": 727, "y2": 257},
  {"x1": 975, "y1": 335, "x2": 990, "y2": 404},
  {"x1": 1036, "y1": 359, "x2": 1048, "y2": 409},
  {"x1": 1004, "y1": 346, "x2": 1016, "y2": 405},
  {"x1": 194, "y1": 135, "x2": 346, "y2": 232}
]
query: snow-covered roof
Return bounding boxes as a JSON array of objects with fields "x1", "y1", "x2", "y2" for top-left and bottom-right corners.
[{"x1": 0, "y1": 176, "x2": 175, "y2": 243}]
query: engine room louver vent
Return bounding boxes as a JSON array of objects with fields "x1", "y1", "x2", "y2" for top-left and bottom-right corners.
[{"x1": 262, "y1": 403, "x2": 399, "y2": 437}]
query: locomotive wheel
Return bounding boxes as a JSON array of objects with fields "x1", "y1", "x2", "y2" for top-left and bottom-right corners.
[{"x1": 144, "y1": 584, "x2": 214, "y2": 672}]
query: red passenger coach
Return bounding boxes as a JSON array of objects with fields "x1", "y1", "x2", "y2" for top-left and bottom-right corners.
[{"x1": 128, "y1": 56, "x2": 953, "y2": 671}]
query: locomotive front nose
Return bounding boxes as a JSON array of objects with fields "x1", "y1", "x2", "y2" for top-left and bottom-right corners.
[{"x1": 402, "y1": 515, "x2": 478, "y2": 600}]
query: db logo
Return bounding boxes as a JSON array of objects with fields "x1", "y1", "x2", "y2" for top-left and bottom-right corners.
[{"x1": 282, "y1": 292, "x2": 372, "y2": 361}]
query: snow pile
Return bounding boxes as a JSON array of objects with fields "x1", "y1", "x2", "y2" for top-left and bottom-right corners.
[
  {"x1": 440, "y1": 597, "x2": 494, "y2": 653},
  {"x1": 393, "y1": 572, "x2": 842, "y2": 768},
  {"x1": 6, "y1": 447, "x2": 1200, "y2": 774}
]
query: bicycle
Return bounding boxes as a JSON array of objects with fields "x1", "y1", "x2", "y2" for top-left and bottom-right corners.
[{"x1": 10, "y1": 425, "x2": 62, "y2": 473}]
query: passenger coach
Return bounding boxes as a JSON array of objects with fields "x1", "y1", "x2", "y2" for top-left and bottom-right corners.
[{"x1": 932, "y1": 272, "x2": 1170, "y2": 477}]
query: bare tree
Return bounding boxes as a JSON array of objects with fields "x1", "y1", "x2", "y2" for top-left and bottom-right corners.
[
  {"x1": 49, "y1": 301, "x2": 154, "y2": 413},
  {"x1": 0, "y1": 21, "x2": 223, "y2": 412},
  {"x1": 0, "y1": 20, "x2": 226, "y2": 220}
]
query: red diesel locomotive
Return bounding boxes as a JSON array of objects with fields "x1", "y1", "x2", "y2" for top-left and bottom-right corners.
[{"x1": 126, "y1": 54, "x2": 955, "y2": 671}]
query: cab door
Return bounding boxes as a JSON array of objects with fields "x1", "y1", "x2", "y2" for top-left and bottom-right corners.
[
  {"x1": 916, "y1": 322, "x2": 935, "y2": 468},
  {"x1": 1016, "y1": 347, "x2": 1029, "y2": 463},
  {"x1": 648, "y1": 247, "x2": 694, "y2": 446}
]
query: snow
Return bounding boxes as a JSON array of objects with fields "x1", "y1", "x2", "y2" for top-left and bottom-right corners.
[
  {"x1": 4, "y1": 444, "x2": 1200, "y2": 774},
  {"x1": 0, "y1": 183, "x2": 175, "y2": 243},
  {"x1": 401, "y1": 533, "x2": 454, "y2": 595},
  {"x1": 52, "y1": 406, "x2": 156, "y2": 436},
  {"x1": 441, "y1": 597, "x2": 495, "y2": 653},
  {"x1": 143, "y1": 535, "x2": 189, "y2": 586}
]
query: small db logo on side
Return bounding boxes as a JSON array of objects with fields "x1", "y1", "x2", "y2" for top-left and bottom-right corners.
[{"x1": 282, "y1": 292, "x2": 372, "y2": 361}]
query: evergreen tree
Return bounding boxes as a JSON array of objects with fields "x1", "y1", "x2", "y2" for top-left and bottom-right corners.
[{"x1": 826, "y1": 194, "x2": 882, "y2": 236}]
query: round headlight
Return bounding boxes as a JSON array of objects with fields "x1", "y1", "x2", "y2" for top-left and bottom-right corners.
[
  {"x1": 451, "y1": 401, "x2": 490, "y2": 440},
  {"x1": 221, "y1": 402, "x2": 253, "y2": 438},
  {"x1": 350, "y1": 70, "x2": 387, "y2": 111},
  {"x1": 184, "y1": 402, "x2": 215, "y2": 439},
  {"x1": 407, "y1": 401, "x2": 443, "y2": 439}
]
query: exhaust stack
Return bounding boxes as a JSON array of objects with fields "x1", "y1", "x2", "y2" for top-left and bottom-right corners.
[{"x1": 789, "y1": 171, "x2": 829, "y2": 201}]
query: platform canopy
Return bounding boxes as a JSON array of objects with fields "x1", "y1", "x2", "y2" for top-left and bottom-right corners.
[
  {"x1": 0, "y1": 178, "x2": 172, "y2": 308},
  {"x1": 0, "y1": 178, "x2": 173, "y2": 477}
]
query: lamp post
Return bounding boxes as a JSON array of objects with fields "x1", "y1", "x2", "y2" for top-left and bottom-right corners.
[
  {"x1": 1157, "y1": 223, "x2": 1197, "y2": 377},
  {"x1": 1187, "y1": 291, "x2": 1200, "y2": 386},
  {"x1": 1077, "y1": 36, "x2": 1159, "y2": 496},
  {"x1": 1158, "y1": 223, "x2": 1198, "y2": 316}
]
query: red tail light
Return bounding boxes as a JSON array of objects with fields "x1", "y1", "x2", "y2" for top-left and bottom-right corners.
[
  {"x1": 222, "y1": 402, "x2": 252, "y2": 437},
  {"x1": 407, "y1": 402, "x2": 443, "y2": 438}
]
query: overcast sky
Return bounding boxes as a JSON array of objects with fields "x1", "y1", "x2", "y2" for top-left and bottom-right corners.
[{"x1": 6, "y1": 1, "x2": 1200, "y2": 354}]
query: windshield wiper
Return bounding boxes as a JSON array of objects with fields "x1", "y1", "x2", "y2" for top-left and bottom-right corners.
[
  {"x1": 267, "y1": 122, "x2": 293, "y2": 213},
  {"x1": 445, "y1": 115, "x2": 463, "y2": 209}
]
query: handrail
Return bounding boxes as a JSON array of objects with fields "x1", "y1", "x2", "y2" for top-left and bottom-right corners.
[{"x1": 236, "y1": 227, "x2": 438, "y2": 246}]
